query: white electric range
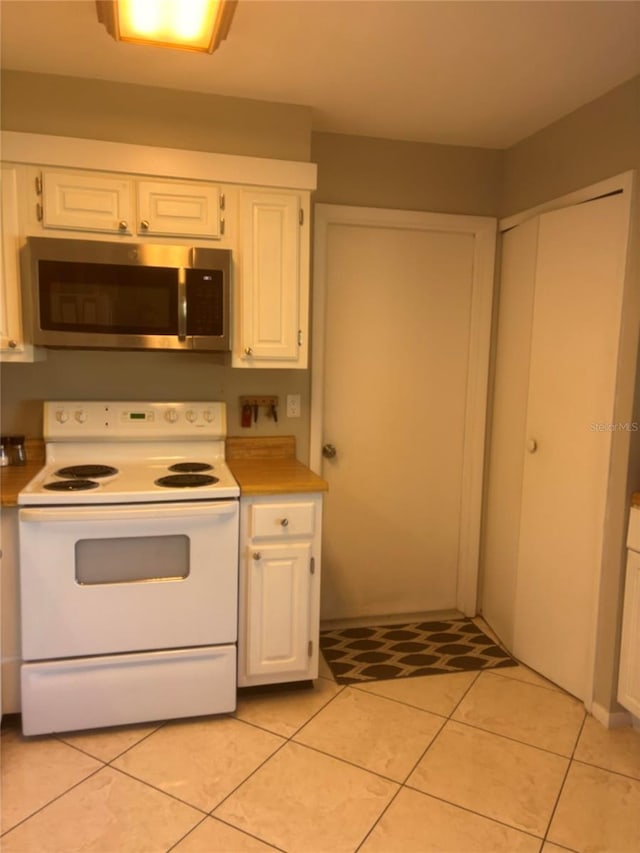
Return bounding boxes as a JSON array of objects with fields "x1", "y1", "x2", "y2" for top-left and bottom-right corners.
[{"x1": 18, "y1": 401, "x2": 240, "y2": 736}]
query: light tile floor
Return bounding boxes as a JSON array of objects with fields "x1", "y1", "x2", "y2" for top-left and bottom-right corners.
[{"x1": 2, "y1": 633, "x2": 640, "y2": 852}]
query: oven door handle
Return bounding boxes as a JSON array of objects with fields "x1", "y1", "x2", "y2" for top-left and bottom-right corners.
[{"x1": 19, "y1": 501, "x2": 238, "y2": 524}]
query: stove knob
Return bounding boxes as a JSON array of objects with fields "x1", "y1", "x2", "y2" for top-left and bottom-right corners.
[
  {"x1": 203, "y1": 409, "x2": 215, "y2": 423},
  {"x1": 74, "y1": 409, "x2": 88, "y2": 424},
  {"x1": 185, "y1": 409, "x2": 198, "y2": 423},
  {"x1": 55, "y1": 409, "x2": 69, "y2": 424},
  {"x1": 164, "y1": 408, "x2": 179, "y2": 423}
]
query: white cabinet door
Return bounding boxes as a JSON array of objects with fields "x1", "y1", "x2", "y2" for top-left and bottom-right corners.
[
  {"x1": 41, "y1": 171, "x2": 223, "y2": 240},
  {"x1": 618, "y1": 548, "x2": 640, "y2": 718},
  {"x1": 1, "y1": 165, "x2": 41, "y2": 362},
  {"x1": 42, "y1": 170, "x2": 134, "y2": 234},
  {"x1": 136, "y1": 180, "x2": 221, "y2": 239},
  {"x1": 509, "y1": 193, "x2": 631, "y2": 701},
  {"x1": 1, "y1": 166, "x2": 24, "y2": 353},
  {"x1": 245, "y1": 542, "x2": 313, "y2": 680},
  {"x1": 238, "y1": 493, "x2": 322, "y2": 687},
  {"x1": 235, "y1": 190, "x2": 308, "y2": 368}
]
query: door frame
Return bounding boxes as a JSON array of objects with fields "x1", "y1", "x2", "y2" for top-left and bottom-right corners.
[{"x1": 310, "y1": 204, "x2": 497, "y2": 616}]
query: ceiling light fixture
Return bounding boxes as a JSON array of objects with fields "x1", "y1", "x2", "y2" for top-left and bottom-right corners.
[{"x1": 96, "y1": 0, "x2": 237, "y2": 54}]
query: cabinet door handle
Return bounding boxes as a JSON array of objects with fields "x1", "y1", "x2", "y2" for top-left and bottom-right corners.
[
  {"x1": 252, "y1": 551, "x2": 261, "y2": 561},
  {"x1": 118, "y1": 220, "x2": 129, "y2": 232},
  {"x1": 244, "y1": 347, "x2": 253, "y2": 356},
  {"x1": 140, "y1": 219, "x2": 150, "y2": 231},
  {"x1": 280, "y1": 518, "x2": 289, "y2": 527}
]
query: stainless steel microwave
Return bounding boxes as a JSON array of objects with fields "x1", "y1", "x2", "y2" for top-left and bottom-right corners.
[{"x1": 23, "y1": 237, "x2": 232, "y2": 352}]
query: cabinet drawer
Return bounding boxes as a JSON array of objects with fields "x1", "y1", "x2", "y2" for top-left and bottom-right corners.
[{"x1": 250, "y1": 501, "x2": 315, "y2": 538}]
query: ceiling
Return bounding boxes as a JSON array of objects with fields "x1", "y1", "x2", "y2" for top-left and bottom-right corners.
[{"x1": 1, "y1": 0, "x2": 639, "y2": 149}]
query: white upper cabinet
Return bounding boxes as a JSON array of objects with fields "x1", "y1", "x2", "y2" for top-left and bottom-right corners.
[
  {"x1": 1, "y1": 165, "x2": 41, "y2": 362},
  {"x1": 1, "y1": 131, "x2": 317, "y2": 367},
  {"x1": 136, "y1": 180, "x2": 223, "y2": 239},
  {"x1": 234, "y1": 189, "x2": 309, "y2": 368},
  {"x1": 40, "y1": 170, "x2": 225, "y2": 240},
  {"x1": 41, "y1": 171, "x2": 134, "y2": 235}
]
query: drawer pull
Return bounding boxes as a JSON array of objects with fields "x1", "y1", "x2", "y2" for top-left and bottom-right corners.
[
  {"x1": 280, "y1": 518, "x2": 289, "y2": 527},
  {"x1": 252, "y1": 551, "x2": 261, "y2": 561}
]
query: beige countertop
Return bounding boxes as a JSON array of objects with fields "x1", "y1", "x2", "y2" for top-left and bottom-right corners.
[
  {"x1": 0, "y1": 440, "x2": 45, "y2": 507},
  {"x1": 0, "y1": 436, "x2": 327, "y2": 506},
  {"x1": 226, "y1": 435, "x2": 328, "y2": 495}
]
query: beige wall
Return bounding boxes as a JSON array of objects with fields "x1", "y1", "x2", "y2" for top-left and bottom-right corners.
[
  {"x1": 312, "y1": 131, "x2": 501, "y2": 216},
  {"x1": 0, "y1": 351, "x2": 310, "y2": 454},
  {"x1": 491, "y1": 74, "x2": 640, "y2": 714},
  {"x1": 1, "y1": 70, "x2": 313, "y2": 162},
  {"x1": 500, "y1": 75, "x2": 640, "y2": 216}
]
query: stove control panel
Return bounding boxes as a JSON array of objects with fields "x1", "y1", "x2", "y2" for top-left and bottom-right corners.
[{"x1": 45, "y1": 401, "x2": 227, "y2": 441}]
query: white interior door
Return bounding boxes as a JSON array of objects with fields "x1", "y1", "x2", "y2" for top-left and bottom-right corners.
[
  {"x1": 512, "y1": 192, "x2": 630, "y2": 700},
  {"x1": 312, "y1": 206, "x2": 496, "y2": 623}
]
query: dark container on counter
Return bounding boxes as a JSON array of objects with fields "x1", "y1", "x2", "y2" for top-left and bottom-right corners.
[{"x1": 7, "y1": 435, "x2": 26, "y2": 465}]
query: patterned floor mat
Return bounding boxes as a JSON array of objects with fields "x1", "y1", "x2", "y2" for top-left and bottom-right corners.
[{"x1": 319, "y1": 618, "x2": 517, "y2": 685}]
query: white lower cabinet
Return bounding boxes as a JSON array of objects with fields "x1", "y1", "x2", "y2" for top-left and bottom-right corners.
[
  {"x1": 238, "y1": 494, "x2": 322, "y2": 687},
  {"x1": 1, "y1": 507, "x2": 21, "y2": 714}
]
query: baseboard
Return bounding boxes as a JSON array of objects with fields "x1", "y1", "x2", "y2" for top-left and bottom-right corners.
[
  {"x1": 591, "y1": 701, "x2": 634, "y2": 729},
  {"x1": 319, "y1": 609, "x2": 463, "y2": 632}
]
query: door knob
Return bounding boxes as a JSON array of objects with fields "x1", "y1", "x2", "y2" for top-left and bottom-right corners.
[
  {"x1": 322, "y1": 444, "x2": 337, "y2": 459},
  {"x1": 527, "y1": 438, "x2": 538, "y2": 453}
]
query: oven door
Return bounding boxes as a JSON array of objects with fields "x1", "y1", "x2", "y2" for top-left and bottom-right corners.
[{"x1": 19, "y1": 500, "x2": 239, "y2": 660}]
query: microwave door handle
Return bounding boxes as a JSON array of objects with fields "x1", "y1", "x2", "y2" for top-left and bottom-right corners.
[{"x1": 178, "y1": 268, "x2": 187, "y2": 341}]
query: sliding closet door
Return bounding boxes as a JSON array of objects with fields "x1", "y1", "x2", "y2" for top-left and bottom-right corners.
[{"x1": 512, "y1": 193, "x2": 629, "y2": 700}]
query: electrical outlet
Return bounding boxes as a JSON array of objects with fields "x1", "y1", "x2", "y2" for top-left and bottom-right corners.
[{"x1": 286, "y1": 394, "x2": 301, "y2": 418}]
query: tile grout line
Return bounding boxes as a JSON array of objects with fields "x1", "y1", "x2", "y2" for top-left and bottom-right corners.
[
  {"x1": 166, "y1": 812, "x2": 286, "y2": 853},
  {"x1": 54, "y1": 718, "x2": 170, "y2": 764},
  {"x1": 398, "y1": 784, "x2": 546, "y2": 847},
  {"x1": 355, "y1": 668, "x2": 486, "y2": 851},
  {"x1": 570, "y1": 755, "x2": 640, "y2": 783},
  {"x1": 444, "y1": 714, "x2": 582, "y2": 761},
  {"x1": 0, "y1": 763, "x2": 106, "y2": 839},
  {"x1": 199, "y1": 684, "x2": 351, "y2": 844},
  {"x1": 352, "y1": 665, "x2": 567, "y2": 851},
  {"x1": 539, "y1": 708, "x2": 588, "y2": 849}
]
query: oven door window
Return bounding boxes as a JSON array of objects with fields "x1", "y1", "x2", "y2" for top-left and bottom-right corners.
[
  {"x1": 76, "y1": 535, "x2": 189, "y2": 584},
  {"x1": 38, "y1": 260, "x2": 178, "y2": 335}
]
